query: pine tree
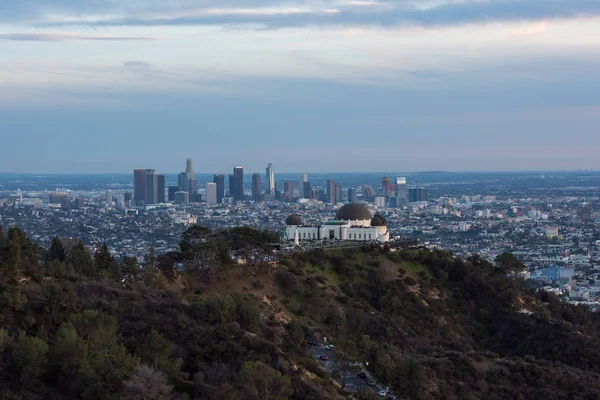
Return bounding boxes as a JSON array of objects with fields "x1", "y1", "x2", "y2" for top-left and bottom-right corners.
[{"x1": 48, "y1": 237, "x2": 66, "y2": 262}]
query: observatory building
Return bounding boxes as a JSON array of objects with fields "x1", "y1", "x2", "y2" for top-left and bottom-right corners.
[{"x1": 284, "y1": 203, "x2": 390, "y2": 243}]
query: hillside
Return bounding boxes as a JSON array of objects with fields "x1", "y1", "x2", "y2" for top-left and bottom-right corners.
[{"x1": 1, "y1": 225, "x2": 600, "y2": 399}]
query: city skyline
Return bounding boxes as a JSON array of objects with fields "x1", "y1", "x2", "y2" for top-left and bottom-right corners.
[{"x1": 2, "y1": 1, "x2": 600, "y2": 172}]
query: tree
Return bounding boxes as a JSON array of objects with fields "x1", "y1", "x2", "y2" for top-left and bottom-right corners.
[
  {"x1": 180, "y1": 225, "x2": 212, "y2": 256},
  {"x1": 70, "y1": 310, "x2": 137, "y2": 397},
  {"x1": 12, "y1": 331, "x2": 49, "y2": 387},
  {"x1": 495, "y1": 252, "x2": 526, "y2": 273},
  {"x1": 120, "y1": 364, "x2": 173, "y2": 400},
  {"x1": 2, "y1": 241, "x2": 21, "y2": 282},
  {"x1": 144, "y1": 246, "x2": 157, "y2": 270},
  {"x1": 48, "y1": 237, "x2": 66, "y2": 262},
  {"x1": 238, "y1": 361, "x2": 292, "y2": 400},
  {"x1": 0, "y1": 225, "x2": 4, "y2": 250},
  {"x1": 157, "y1": 255, "x2": 176, "y2": 281},
  {"x1": 67, "y1": 241, "x2": 95, "y2": 277},
  {"x1": 95, "y1": 243, "x2": 121, "y2": 280},
  {"x1": 48, "y1": 323, "x2": 93, "y2": 392},
  {"x1": 122, "y1": 256, "x2": 139, "y2": 281},
  {"x1": 136, "y1": 330, "x2": 182, "y2": 380}
]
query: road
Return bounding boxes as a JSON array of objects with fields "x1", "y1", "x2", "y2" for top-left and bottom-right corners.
[{"x1": 310, "y1": 346, "x2": 380, "y2": 394}]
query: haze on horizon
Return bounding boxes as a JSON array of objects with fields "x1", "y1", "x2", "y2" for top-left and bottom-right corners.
[{"x1": 1, "y1": 0, "x2": 600, "y2": 174}]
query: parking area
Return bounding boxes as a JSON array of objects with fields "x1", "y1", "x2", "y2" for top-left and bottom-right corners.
[{"x1": 310, "y1": 346, "x2": 383, "y2": 395}]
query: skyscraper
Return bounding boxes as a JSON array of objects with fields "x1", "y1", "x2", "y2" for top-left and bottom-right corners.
[
  {"x1": 299, "y1": 173, "x2": 308, "y2": 198},
  {"x1": 206, "y1": 183, "x2": 217, "y2": 204},
  {"x1": 266, "y1": 163, "x2": 275, "y2": 198},
  {"x1": 408, "y1": 187, "x2": 427, "y2": 202},
  {"x1": 168, "y1": 186, "x2": 178, "y2": 202},
  {"x1": 348, "y1": 188, "x2": 357, "y2": 203},
  {"x1": 105, "y1": 190, "x2": 112, "y2": 207},
  {"x1": 335, "y1": 184, "x2": 342, "y2": 205},
  {"x1": 303, "y1": 181, "x2": 312, "y2": 199},
  {"x1": 145, "y1": 169, "x2": 158, "y2": 205},
  {"x1": 284, "y1": 181, "x2": 294, "y2": 197},
  {"x1": 252, "y1": 173, "x2": 262, "y2": 202},
  {"x1": 395, "y1": 177, "x2": 407, "y2": 204},
  {"x1": 230, "y1": 166, "x2": 244, "y2": 201},
  {"x1": 326, "y1": 179, "x2": 336, "y2": 204},
  {"x1": 133, "y1": 169, "x2": 147, "y2": 206},
  {"x1": 213, "y1": 174, "x2": 225, "y2": 204},
  {"x1": 157, "y1": 174, "x2": 166, "y2": 203},
  {"x1": 381, "y1": 177, "x2": 392, "y2": 197}
]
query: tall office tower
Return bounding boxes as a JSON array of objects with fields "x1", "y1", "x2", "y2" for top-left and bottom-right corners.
[
  {"x1": 61, "y1": 197, "x2": 71, "y2": 210},
  {"x1": 326, "y1": 179, "x2": 336, "y2": 204},
  {"x1": 178, "y1": 172, "x2": 187, "y2": 192},
  {"x1": 174, "y1": 191, "x2": 189, "y2": 205},
  {"x1": 206, "y1": 183, "x2": 217, "y2": 204},
  {"x1": 213, "y1": 174, "x2": 225, "y2": 204},
  {"x1": 231, "y1": 166, "x2": 244, "y2": 201},
  {"x1": 348, "y1": 188, "x2": 357, "y2": 203},
  {"x1": 299, "y1": 173, "x2": 308, "y2": 198},
  {"x1": 123, "y1": 192, "x2": 133, "y2": 204},
  {"x1": 363, "y1": 185, "x2": 376, "y2": 202},
  {"x1": 49, "y1": 192, "x2": 68, "y2": 205},
  {"x1": 145, "y1": 169, "x2": 158, "y2": 205},
  {"x1": 335, "y1": 184, "x2": 342, "y2": 205},
  {"x1": 408, "y1": 187, "x2": 428, "y2": 202},
  {"x1": 252, "y1": 173, "x2": 262, "y2": 202},
  {"x1": 266, "y1": 163, "x2": 275, "y2": 195},
  {"x1": 284, "y1": 181, "x2": 294, "y2": 197},
  {"x1": 381, "y1": 177, "x2": 392, "y2": 197},
  {"x1": 186, "y1": 158, "x2": 194, "y2": 179},
  {"x1": 303, "y1": 181, "x2": 312, "y2": 199},
  {"x1": 168, "y1": 186, "x2": 178, "y2": 202},
  {"x1": 105, "y1": 190, "x2": 113, "y2": 206},
  {"x1": 395, "y1": 177, "x2": 407, "y2": 202},
  {"x1": 133, "y1": 169, "x2": 147, "y2": 206},
  {"x1": 157, "y1": 175, "x2": 166, "y2": 203}
]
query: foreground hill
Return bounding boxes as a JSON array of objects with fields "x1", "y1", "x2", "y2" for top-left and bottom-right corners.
[{"x1": 1, "y1": 225, "x2": 600, "y2": 399}]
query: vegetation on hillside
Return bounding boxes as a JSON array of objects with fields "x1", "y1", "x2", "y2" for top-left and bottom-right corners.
[{"x1": 1, "y1": 224, "x2": 600, "y2": 399}]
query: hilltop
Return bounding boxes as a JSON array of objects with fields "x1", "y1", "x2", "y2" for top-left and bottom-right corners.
[{"x1": 1, "y1": 225, "x2": 600, "y2": 399}]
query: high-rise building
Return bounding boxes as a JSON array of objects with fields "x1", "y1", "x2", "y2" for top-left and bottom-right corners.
[
  {"x1": 408, "y1": 187, "x2": 427, "y2": 202},
  {"x1": 335, "y1": 184, "x2": 342, "y2": 205},
  {"x1": 284, "y1": 181, "x2": 294, "y2": 196},
  {"x1": 229, "y1": 166, "x2": 244, "y2": 201},
  {"x1": 348, "y1": 188, "x2": 357, "y2": 203},
  {"x1": 326, "y1": 179, "x2": 336, "y2": 204},
  {"x1": 61, "y1": 197, "x2": 71, "y2": 210},
  {"x1": 133, "y1": 169, "x2": 147, "y2": 206},
  {"x1": 252, "y1": 173, "x2": 262, "y2": 202},
  {"x1": 124, "y1": 192, "x2": 133, "y2": 205},
  {"x1": 206, "y1": 183, "x2": 217, "y2": 204},
  {"x1": 363, "y1": 185, "x2": 376, "y2": 202},
  {"x1": 157, "y1": 175, "x2": 166, "y2": 203},
  {"x1": 303, "y1": 181, "x2": 312, "y2": 199},
  {"x1": 145, "y1": 169, "x2": 158, "y2": 205},
  {"x1": 168, "y1": 186, "x2": 179, "y2": 202},
  {"x1": 266, "y1": 163, "x2": 275, "y2": 197},
  {"x1": 395, "y1": 177, "x2": 407, "y2": 203},
  {"x1": 174, "y1": 191, "x2": 189, "y2": 205},
  {"x1": 49, "y1": 192, "x2": 68, "y2": 205},
  {"x1": 105, "y1": 190, "x2": 113, "y2": 207},
  {"x1": 381, "y1": 177, "x2": 392, "y2": 197},
  {"x1": 299, "y1": 174, "x2": 308, "y2": 198},
  {"x1": 178, "y1": 172, "x2": 187, "y2": 192},
  {"x1": 213, "y1": 174, "x2": 225, "y2": 204}
]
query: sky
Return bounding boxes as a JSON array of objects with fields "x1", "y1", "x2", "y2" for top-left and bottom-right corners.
[{"x1": 1, "y1": 0, "x2": 600, "y2": 173}]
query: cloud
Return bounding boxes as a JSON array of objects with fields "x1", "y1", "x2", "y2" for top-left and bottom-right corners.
[
  {"x1": 15, "y1": 0, "x2": 600, "y2": 30},
  {"x1": 0, "y1": 33, "x2": 155, "y2": 41},
  {"x1": 510, "y1": 21, "x2": 548, "y2": 38},
  {"x1": 123, "y1": 61, "x2": 152, "y2": 69}
]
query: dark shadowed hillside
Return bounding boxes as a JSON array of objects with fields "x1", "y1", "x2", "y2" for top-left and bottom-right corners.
[{"x1": 1, "y1": 224, "x2": 600, "y2": 399}]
